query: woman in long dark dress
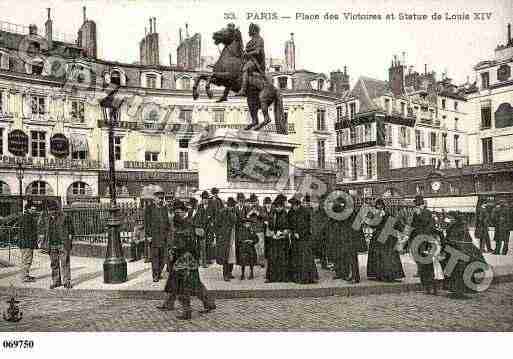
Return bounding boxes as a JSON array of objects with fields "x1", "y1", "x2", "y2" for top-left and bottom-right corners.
[
  {"x1": 287, "y1": 196, "x2": 319, "y2": 284},
  {"x1": 368, "y1": 199, "x2": 405, "y2": 282},
  {"x1": 265, "y1": 194, "x2": 290, "y2": 283}
]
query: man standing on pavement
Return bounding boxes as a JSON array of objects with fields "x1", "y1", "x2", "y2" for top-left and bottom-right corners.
[
  {"x1": 17, "y1": 202, "x2": 39, "y2": 283},
  {"x1": 145, "y1": 190, "x2": 170, "y2": 282},
  {"x1": 492, "y1": 200, "x2": 510, "y2": 255},
  {"x1": 193, "y1": 191, "x2": 212, "y2": 267},
  {"x1": 47, "y1": 203, "x2": 75, "y2": 289},
  {"x1": 157, "y1": 200, "x2": 216, "y2": 319}
]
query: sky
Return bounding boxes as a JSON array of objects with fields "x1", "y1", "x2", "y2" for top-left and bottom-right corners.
[{"x1": 0, "y1": 0, "x2": 512, "y2": 86}]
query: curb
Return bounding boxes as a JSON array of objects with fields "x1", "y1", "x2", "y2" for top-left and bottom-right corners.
[{"x1": 1, "y1": 273, "x2": 512, "y2": 300}]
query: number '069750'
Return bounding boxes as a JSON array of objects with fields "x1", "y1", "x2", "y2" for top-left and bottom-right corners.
[{"x1": 2, "y1": 340, "x2": 34, "y2": 349}]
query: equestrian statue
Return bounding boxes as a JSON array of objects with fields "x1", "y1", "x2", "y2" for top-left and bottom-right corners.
[{"x1": 192, "y1": 23, "x2": 288, "y2": 135}]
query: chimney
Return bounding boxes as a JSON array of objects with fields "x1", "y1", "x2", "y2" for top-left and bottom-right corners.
[
  {"x1": 344, "y1": 65, "x2": 347, "y2": 75},
  {"x1": 179, "y1": 28, "x2": 182, "y2": 43},
  {"x1": 169, "y1": 53, "x2": 172, "y2": 66},
  {"x1": 389, "y1": 55, "x2": 404, "y2": 96},
  {"x1": 83, "y1": 6, "x2": 86, "y2": 23},
  {"x1": 153, "y1": 17, "x2": 157, "y2": 33},
  {"x1": 185, "y1": 23, "x2": 189, "y2": 38},
  {"x1": 290, "y1": 32, "x2": 294, "y2": 41},
  {"x1": 424, "y1": 64, "x2": 427, "y2": 74},
  {"x1": 149, "y1": 18, "x2": 153, "y2": 33},
  {"x1": 45, "y1": 8, "x2": 53, "y2": 48},
  {"x1": 508, "y1": 23, "x2": 512, "y2": 45}
]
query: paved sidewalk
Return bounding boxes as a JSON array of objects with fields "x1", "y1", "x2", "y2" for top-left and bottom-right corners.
[{"x1": 0, "y1": 245, "x2": 512, "y2": 299}]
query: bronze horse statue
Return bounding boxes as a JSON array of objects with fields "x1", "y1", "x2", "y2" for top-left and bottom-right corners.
[{"x1": 192, "y1": 24, "x2": 288, "y2": 135}]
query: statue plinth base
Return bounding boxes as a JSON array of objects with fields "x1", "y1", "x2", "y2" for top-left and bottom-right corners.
[{"x1": 192, "y1": 128, "x2": 299, "y2": 199}]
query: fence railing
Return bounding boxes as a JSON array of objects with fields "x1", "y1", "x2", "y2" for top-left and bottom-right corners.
[{"x1": 0, "y1": 226, "x2": 22, "y2": 263}]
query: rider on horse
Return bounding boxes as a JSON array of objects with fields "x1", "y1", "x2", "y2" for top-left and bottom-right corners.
[{"x1": 238, "y1": 23, "x2": 266, "y2": 97}]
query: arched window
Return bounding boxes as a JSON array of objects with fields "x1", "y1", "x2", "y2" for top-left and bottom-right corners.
[
  {"x1": 26, "y1": 181, "x2": 54, "y2": 196},
  {"x1": 0, "y1": 181, "x2": 11, "y2": 195},
  {"x1": 67, "y1": 181, "x2": 92, "y2": 197}
]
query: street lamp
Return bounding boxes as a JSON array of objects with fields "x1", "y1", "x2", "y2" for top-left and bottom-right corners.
[
  {"x1": 100, "y1": 86, "x2": 127, "y2": 284},
  {"x1": 15, "y1": 162, "x2": 25, "y2": 213}
]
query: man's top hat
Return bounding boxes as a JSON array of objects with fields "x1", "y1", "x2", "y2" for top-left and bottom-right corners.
[
  {"x1": 236, "y1": 192, "x2": 245, "y2": 201},
  {"x1": 249, "y1": 193, "x2": 258, "y2": 203},
  {"x1": 413, "y1": 195, "x2": 425, "y2": 206},
  {"x1": 263, "y1": 196, "x2": 272, "y2": 205},
  {"x1": 226, "y1": 197, "x2": 237, "y2": 207},
  {"x1": 288, "y1": 196, "x2": 301, "y2": 205},
  {"x1": 201, "y1": 190, "x2": 210, "y2": 200},
  {"x1": 211, "y1": 187, "x2": 219, "y2": 195},
  {"x1": 154, "y1": 190, "x2": 165, "y2": 198},
  {"x1": 189, "y1": 197, "x2": 198, "y2": 206},
  {"x1": 273, "y1": 194, "x2": 287, "y2": 206}
]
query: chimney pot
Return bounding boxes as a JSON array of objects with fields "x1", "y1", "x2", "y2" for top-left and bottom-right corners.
[
  {"x1": 47, "y1": 8, "x2": 51, "y2": 20},
  {"x1": 153, "y1": 17, "x2": 157, "y2": 33},
  {"x1": 83, "y1": 6, "x2": 86, "y2": 22}
]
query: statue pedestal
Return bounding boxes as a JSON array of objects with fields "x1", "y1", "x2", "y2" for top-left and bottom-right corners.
[{"x1": 192, "y1": 128, "x2": 299, "y2": 200}]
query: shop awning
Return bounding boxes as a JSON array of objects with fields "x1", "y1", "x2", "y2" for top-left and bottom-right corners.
[
  {"x1": 426, "y1": 196, "x2": 478, "y2": 213},
  {"x1": 70, "y1": 133, "x2": 89, "y2": 152}
]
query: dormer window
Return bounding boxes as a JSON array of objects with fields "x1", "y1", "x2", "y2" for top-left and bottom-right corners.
[
  {"x1": 317, "y1": 79, "x2": 324, "y2": 91},
  {"x1": 481, "y1": 72, "x2": 490, "y2": 89},
  {"x1": 111, "y1": 70, "x2": 121, "y2": 86},
  {"x1": 278, "y1": 76, "x2": 288, "y2": 90}
]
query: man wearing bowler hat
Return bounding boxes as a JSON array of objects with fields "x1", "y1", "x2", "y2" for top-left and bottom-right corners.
[{"x1": 146, "y1": 190, "x2": 171, "y2": 282}]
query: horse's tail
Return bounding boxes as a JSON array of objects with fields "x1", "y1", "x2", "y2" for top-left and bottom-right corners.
[{"x1": 273, "y1": 90, "x2": 288, "y2": 135}]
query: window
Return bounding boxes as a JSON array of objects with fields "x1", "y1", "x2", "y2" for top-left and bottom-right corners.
[
  {"x1": 317, "y1": 79, "x2": 324, "y2": 91},
  {"x1": 481, "y1": 104, "x2": 492, "y2": 129},
  {"x1": 179, "y1": 151, "x2": 189, "y2": 170},
  {"x1": 430, "y1": 132, "x2": 437, "y2": 152},
  {"x1": 30, "y1": 181, "x2": 47, "y2": 195},
  {"x1": 146, "y1": 74, "x2": 157, "y2": 89},
  {"x1": 0, "y1": 90, "x2": 3, "y2": 113},
  {"x1": 182, "y1": 78, "x2": 191, "y2": 90},
  {"x1": 401, "y1": 155, "x2": 409, "y2": 168},
  {"x1": 31, "y1": 96, "x2": 46, "y2": 115},
  {"x1": 71, "y1": 101, "x2": 85, "y2": 122},
  {"x1": 454, "y1": 118, "x2": 459, "y2": 130},
  {"x1": 455, "y1": 159, "x2": 461, "y2": 168},
  {"x1": 350, "y1": 155, "x2": 357, "y2": 180},
  {"x1": 278, "y1": 77, "x2": 288, "y2": 89},
  {"x1": 316, "y1": 109, "x2": 326, "y2": 131},
  {"x1": 349, "y1": 103, "x2": 356, "y2": 119},
  {"x1": 336, "y1": 157, "x2": 344, "y2": 170},
  {"x1": 31, "y1": 131, "x2": 46, "y2": 157},
  {"x1": 0, "y1": 128, "x2": 3, "y2": 155},
  {"x1": 415, "y1": 129, "x2": 422, "y2": 150},
  {"x1": 400, "y1": 102, "x2": 405, "y2": 116},
  {"x1": 32, "y1": 61, "x2": 44, "y2": 75},
  {"x1": 213, "y1": 109, "x2": 225, "y2": 123},
  {"x1": 482, "y1": 137, "x2": 493, "y2": 164},
  {"x1": 179, "y1": 109, "x2": 192, "y2": 123},
  {"x1": 431, "y1": 158, "x2": 437, "y2": 167},
  {"x1": 336, "y1": 132, "x2": 342, "y2": 148},
  {"x1": 416, "y1": 156, "x2": 425, "y2": 167},
  {"x1": 441, "y1": 99, "x2": 446, "y2": 109},
  {"x1": 284, "y1": 110, "x2": 288, "y2": 123},
  {"x1": 336, "y1": 106, "x2": 343, "y2": 121},
  {"x1": 350, "y1": 127, "x2": 356, "y2": 145},
  {"x1": 179, "y1": 139, "x2": 189, "y2": 149},
  {"x1": 442, "y1": 133, "x2": 447, "y2": 153},
  {"x1": 71, "y1": 182, "x2": 86, "y2": 195},
  {"x1": 481, "y1": 72, "x2": 489, "y2": 89},
  {"x1": 400, "y1": 126, "x2": 408, "y2": 148},
  {"x1": 114, "y1": 136, "x2": 121, "y2": 160},
  {"x1": 364, "y1": 123, "x2": 372, "y2": 142},
  {"x1": 145, "y1": 152, "x2": 159, "y2": 162},
  {"x1": 111, "y1": 71, "x2": 121, "y2": 86},
  {"x1": 72, "y1": 149, "x2": 87, "y2": 160},
  {"x1": 454, "y1": 135, "x2": 460, "y2": 154},
  {"x1": 317, "y1": 140, "x2": 326, "y2": 169},
  {"x1": 385, "y1": 124, "x2": 392, "y2": 146},
  {"x1": 365, "y1": 153, "x2": 373, "y2": 178},
  {"x1": 454, "y1": 101, "x2": 458, "y2": 111}
]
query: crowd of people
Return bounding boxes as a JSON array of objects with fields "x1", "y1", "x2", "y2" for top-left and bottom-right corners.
[{"x1": 1, "y1": 187, "x2": 501, "y2": 320}]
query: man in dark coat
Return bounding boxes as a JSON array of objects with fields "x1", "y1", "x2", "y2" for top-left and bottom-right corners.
[
  {"x1": 311, "y1": 196, "x2": 328, "y2": 269},
  {"x1": 326, "y1": 196, "x2": 351, "y2": 281},
  {"x1": 17, "y1": 202, "x2": 39, "y2": 283},
  {"x1": 265, "y1": 194, "x2": 290, "y2": 283},
  {"x1": 216, "y1": 197, "x2": 238, "y2": 281},
  {"x1": 475, "y1": 202, "x2": 493, "y2": 253},
  {"x1": 287, "y1": 195, "x2": 319, "y2": 284},
  {"x1": 492, "y1": 201, "x2": 510, "y2": 255},
  {"x1": 157, "y1": 200, "x2": 216, "y2": 319},
  {"x1": 145, "y1": 191, "x2": 171, "y2": 282},
  {"x1": 260, "y1": 196, "x2": 273, "y2": 260},
  {"x1": 191, "y1": 192, "x2": 211, "y2": 267},
  {"x1": 208, "y1": 187, "x2": 224, "y2": 261},
  {"x1": 47, "y1": 204, "x2": 75, "y2": 289}
]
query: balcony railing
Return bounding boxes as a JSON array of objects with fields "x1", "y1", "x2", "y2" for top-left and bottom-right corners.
[
  {"x1": 297, "y1": 160, "x2": 339, "y2": 171},
  {"x1": 0, "y1": 155, "x2": 104, "y2": 170}
]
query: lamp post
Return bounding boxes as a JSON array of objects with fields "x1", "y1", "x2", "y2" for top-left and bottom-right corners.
[
  {"x1": 15, "y1": 162, "x2": 25, "y2": 213},
  {"x1": 100, "y1": 86, "x2": 127, "y2": 284}
]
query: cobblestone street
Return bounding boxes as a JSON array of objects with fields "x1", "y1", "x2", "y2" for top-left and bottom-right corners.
[{"x1": 1, "y1": 282, "x2": 512, "y2": 332}]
